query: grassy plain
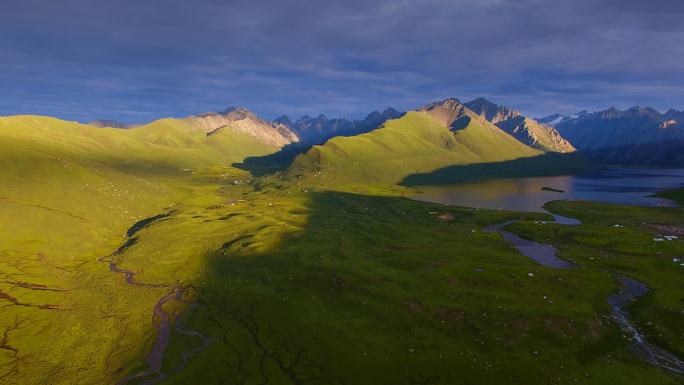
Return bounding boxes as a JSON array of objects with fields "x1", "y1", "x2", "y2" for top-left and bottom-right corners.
[
  {"x1": 101, "y1": 173, "x2": 682, "y2": 384},
  {"x1": 0, "y1": 115, "x2": 682, "y2": 384}
]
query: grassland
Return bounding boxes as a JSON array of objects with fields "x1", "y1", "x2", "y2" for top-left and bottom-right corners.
[
  {"x1": 504, "y1": 200, "x2": 684, "y2": 363},
  {"x1": 0, "y1": 115, "x2": 682, "y2": 384}
]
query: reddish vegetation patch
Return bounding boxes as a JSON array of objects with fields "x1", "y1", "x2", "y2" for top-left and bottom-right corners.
[
  {"x1": 433, "y1": 306, "x2": 465, "y2": 322},
  {"x1": 37, "y1": 253, "x2": 46, "y2": 260},
  {"x1": 508, "y1": 315, "x2": 580, "y2": 337},
  {"x1": 0, "y1": 289, "x2": 63, "y2": 310},
  {"x1": 498, "y1": 335, "x2": 518, "y2": 347},
  {"x1": 447, "y1": 277, "x2": 457, "y2": 286},
  {"x1": 438, "y1": 213, "x2": 455, "y2": 221},
  {"x1": 0, "y1": 328, "x2": 18, "y2": 357},
  {"x1": 403, "y1": 299, "x2": 423, "y2": 313},
  {"x1": 586, "y1": 314, "x2": 605, "y2": 341},
  {"x1": 646, "y1": 224, "x2": 684, "y2": 236},
  {"x1": 371, "y1": 276, "x2": 393, "y2": 284},
  {"x1": 330, "y1": 274, "x2": 348, "y2": 287},
  {"x1": 4, "y1": 281, "x2": 68, "y2": 292},
  {"x1": 543, "y1": 315, "x2": 578, "y2": 335}
]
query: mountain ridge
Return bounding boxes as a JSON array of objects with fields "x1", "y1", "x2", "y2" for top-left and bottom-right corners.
[
  {"x1": 426, "y1": 98, "x2": 578, "y2": 154},
  {"x1": 536, "y1": 106, "x2": 684, "y2": 164},
  {"x1": 87, "y1": 119, "x2": 142, "y2": 129}
]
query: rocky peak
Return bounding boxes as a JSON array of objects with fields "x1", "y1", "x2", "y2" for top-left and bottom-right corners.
[
  {"x1": 367, "y1": 111, "x2": 383, "y2": 120},
  {"x1": 624, "y1": 106, "x2": 659, "y2": 118},
  {"x1": 418, "y1": 98, "x2": 470, "y2": 128},
  {"x1": 534, "y1": 114, "x2": 568, "y2": 128},
  {"x1": 599, "y1": 107, "x2": 622, "y2": 120},
  {"x1": 382, "y1": 107, "x2": 401, "y2": 119},
  {"x1": 219, "y1": 106, "x2": 237, "y2": 115},
  {"x1": 663, "y1": 109, "x2": 684, "y2": 124},
  {"x1": 274, "y1": 115, "x2": 295, "y2": 129},
  {"x1": 433, "y1": 98, "x2": 463, "y2": 110},
  {"x1": 464, "y1": 97, "x2": 521, "y2": 124}
]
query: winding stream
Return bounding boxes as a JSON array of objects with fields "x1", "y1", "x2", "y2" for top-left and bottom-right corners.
[
  {"x1": 484, "y1": 215, "x2": 684, "y2": 374},
  {"x1": 100, "y1": 223, "x2": 212, "y2": 385}
]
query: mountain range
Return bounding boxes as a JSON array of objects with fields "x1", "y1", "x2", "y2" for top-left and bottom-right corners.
[
  {"x1": 90, "y1": 107, "x2": 405, "y2": 147},
  {"x1": 69, "y1": 97, "x2": 684, "y2": 168},
  {"x1": 290, "y1": 98, "x2": 590, "y2": 186},
  {"x1": 88, "y1": 119, "x2": 142, "y2": 129},
  {"x1": 4, "y1": 97, "x2": 595, "y2": 192},
  {"x1": 536, "y1": 107, "x2": 684, "y2": 164}
]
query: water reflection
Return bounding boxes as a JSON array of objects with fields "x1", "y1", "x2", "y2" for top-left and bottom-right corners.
[{"x1": 413, "y1": 167, "x2": 684, "y2": 213}]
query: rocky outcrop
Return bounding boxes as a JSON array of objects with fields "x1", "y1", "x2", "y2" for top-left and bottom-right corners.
[
  {"x1": 87, "y1": 120, "x2": 141, "y2": 129},
  {"x1": 495, "y1": 117, "x2": 577, "y2": 153},
  {"x1": 184, "y1": 108, "x2": 299, "y2": 148}
]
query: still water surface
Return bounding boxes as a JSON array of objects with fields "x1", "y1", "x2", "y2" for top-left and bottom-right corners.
[{"x1": 413, "y1": 167, "x2": 684, "y2": 213}]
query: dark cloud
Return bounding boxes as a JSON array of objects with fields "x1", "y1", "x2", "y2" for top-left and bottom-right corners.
[{"x1": 1, "y1": 0, "x2": 683, "y2": 123}]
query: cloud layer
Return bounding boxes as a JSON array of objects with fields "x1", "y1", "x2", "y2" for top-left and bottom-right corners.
[{"x1": 1, "y1": 0, "x2": 683, "y2": 123}]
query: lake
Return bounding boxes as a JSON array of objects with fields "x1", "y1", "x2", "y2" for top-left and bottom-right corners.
[{"x1": 412, "y1": 167, "x2": 684, "y2": 214}]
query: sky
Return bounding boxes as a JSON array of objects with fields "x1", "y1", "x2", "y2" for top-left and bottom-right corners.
[{"x1": 1, "y1": 0, "x2": 683, "y2": 124}]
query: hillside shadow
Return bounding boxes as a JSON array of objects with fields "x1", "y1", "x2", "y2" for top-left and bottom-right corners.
[
  {"x1": 449, "y1": 116, "x2": 471, "y2": 132},
  {"x1": 156, "y1": 186, "x2": 623, "y2": 384},
  {"x1": 178, "y1": 190, "x2": 552, "y2": 384},
  {"x1": 231, "y1": 142, "x2": 311, "y2": 176},
  {"x1": 399, "y1": 152, "x2": 596, "y2": 186}
]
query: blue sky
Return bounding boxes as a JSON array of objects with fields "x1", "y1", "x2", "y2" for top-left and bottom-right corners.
[{"x1": 1, "y1": 0, "x2": 683, "y2": 124}]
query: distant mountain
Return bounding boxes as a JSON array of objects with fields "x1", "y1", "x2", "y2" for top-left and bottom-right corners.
[
  {"x1": 535, "y1": 114, "x2": 567, "y2": 127},
  {"x1": 462, "y1": 98, "x2": 577, "y2": 153},
  {"x1": 87, "y1": 119, "x2": 142, "y2": 129},
  {"x1": 275, "y1": 108, "x2": 404, "y2": 145},
  {"x1": 550, "y1": 106, "x2": 684, "y2": 164}
]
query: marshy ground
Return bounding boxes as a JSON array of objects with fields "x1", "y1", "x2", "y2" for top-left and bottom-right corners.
[{"x1": 1, "y1": 163, "x2": 683, "y2": 384}]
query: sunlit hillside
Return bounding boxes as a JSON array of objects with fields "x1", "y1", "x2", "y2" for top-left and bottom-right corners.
[{"x1": 291, "y1": 111, "x2": 593, "y2": 187}]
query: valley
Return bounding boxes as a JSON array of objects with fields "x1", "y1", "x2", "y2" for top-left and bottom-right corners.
[{"x1": 1, "y1": 101, "x2": 683, "y2": 385}]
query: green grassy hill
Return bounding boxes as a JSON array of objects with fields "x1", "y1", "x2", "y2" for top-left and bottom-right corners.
[
  {"x1": 0, "y1": 115, "x2": 287, "y2": 384},
  {"x1": 290, "y1": 110, "x2": 593, "y2": 187}
]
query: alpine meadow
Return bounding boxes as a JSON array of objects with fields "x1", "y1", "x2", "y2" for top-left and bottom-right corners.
[{"x1": 2, "y1": 1, "x2": 684, "y2": 384}]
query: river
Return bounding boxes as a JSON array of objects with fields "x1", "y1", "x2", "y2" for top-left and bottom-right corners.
[{"x1": 413, "y1": 167, "x2": 684, "y2": 374}]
